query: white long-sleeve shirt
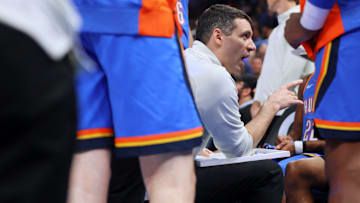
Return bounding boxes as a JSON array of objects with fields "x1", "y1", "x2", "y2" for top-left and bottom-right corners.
[
  {"x1": 254, "y1": 6, "x2": 314, "y2": 115},
  {"x1": 185, "y1": 41, "x2": 253, "y2": 158},
  {"x1": 0, "y1": 0, "x2": 80, "y2": 60}
]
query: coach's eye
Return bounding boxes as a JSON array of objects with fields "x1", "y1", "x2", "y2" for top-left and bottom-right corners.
[{"x1": 241, "y1": 32, "x2": 251, "y2": 40}]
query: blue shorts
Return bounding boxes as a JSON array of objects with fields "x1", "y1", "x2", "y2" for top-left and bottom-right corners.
[
  {"x1": 75, "y1": 33, "x2": 203, "y2": 157},
  {"x1": 313, "y1": 29, "x2": 360, "y2": 140}
]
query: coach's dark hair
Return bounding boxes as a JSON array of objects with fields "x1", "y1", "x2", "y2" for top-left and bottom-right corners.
[
  {"x1": 232, "y1": 74, "x2": 258, "y2": 97},
  {"x1": 195, "y1": 4, "x2": 252, "y2": 44}
]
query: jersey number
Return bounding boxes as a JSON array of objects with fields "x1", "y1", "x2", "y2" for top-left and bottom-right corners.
[{"x1": 176, "y1": 1, "x2": 185, "y2": 25}]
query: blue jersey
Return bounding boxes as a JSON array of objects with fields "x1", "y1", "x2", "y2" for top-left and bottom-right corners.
[
  {"x1": 73, "y1": 0, "x2": 189, "y2": 40},
  {"x1": 74, "y1": 0, "x2": 190, "y2": 46},
  {"x1": 175, "y1": 0, "x2": 190, "y2": 48},
  {"x1": 302, "y1": 74, "x2": 318, "y2": 141}
]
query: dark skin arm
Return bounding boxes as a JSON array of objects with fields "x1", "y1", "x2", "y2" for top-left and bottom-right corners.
[
  {"x1": 287, "y1": 87, "x2": 305, "y2": 141},
  {"x1": 276, "y1": 140, "x2": 325, "y2": 156},
  {"x1": 275, "y1": 74, "x2": 325, "y2": 155},
  {"x1": 305, "y1": 140, "x2": 325, "y2": 154},
  {"x1": 284, "y1": 13, "x2": 318, "y2": 49}
]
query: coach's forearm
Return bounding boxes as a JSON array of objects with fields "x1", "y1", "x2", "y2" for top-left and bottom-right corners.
[{"x1": 246, "y1": 100, "x2": 279, "y2": 148}]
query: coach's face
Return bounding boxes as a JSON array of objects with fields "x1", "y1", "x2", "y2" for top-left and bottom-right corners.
[{"x1": 221, "y1": 18, "x2": 256, "y2": 75}]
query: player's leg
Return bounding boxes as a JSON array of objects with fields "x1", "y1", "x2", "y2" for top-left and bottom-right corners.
[
  {"x1": 101, "y1": 34, "x2": 203, "y2": 203},
  {"x1": 67, "y1": 33, "x2": 115, "y2": 203},
  {"x1": 140, "y1": 150, "x2": 195, "y2": 203},
  {"x1": 312, "y1": 31, "x2": 360, "y2": 203},
  {"x1": 67, "y1": 149, "x2": 111, "y2": 203},
  {"x1": 285, "y1": 156, "x2": 327, "y2": 203},
  {"x1": 325, "y1": 140, "x2": 360, "y2": 203}
]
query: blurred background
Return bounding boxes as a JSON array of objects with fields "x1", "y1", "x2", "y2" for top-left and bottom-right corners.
[{"x1": 189, "y1": 0, "x2": 278, "y2": 47}]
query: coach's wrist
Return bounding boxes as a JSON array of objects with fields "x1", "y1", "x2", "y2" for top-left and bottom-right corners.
[{"x1": 262, "y1": 99, "x2": 280, "y2": 116}]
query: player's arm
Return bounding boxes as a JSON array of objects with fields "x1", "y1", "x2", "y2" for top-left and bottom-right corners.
[
  {"x1": 284, "y1": 0, "x2": 334, "y2": 48},
  {"x1": 304, "y1": 140, "x2": 325, "y2": 154},
  {"x1": 186, "y1": 2, "x2": 194, "y2": 48},
  {"x1": 287, "y1": 74, "x2": 312, "y2": 141},
  {"x1": 188, "y1": 25, "x2": 194, "y2": 47},
  {"x1": 276, "y1": 139, "x2": 325, "y2": 156}
]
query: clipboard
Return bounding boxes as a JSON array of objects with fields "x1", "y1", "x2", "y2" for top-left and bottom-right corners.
[{"x1": 195, "y1": 148, "x2": 290, "y2": 167}]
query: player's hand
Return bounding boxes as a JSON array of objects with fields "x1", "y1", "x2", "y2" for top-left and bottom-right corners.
[
  {"x1": 276, "y1": 142, "x2": 295, "y2": 156},
  {"x1": 266, "y1": 80, "x2": 303, "y2": 113},
  {"x1": 275, "y1": 136, "x2": 293, "y2": 145},
  {"x1": 284, "y1": 13, "x2": 317, "y2": 49}
]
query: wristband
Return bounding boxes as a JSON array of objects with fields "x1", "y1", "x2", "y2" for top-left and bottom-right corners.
[
  {"x1": 300, "y1": 1, "x2": 330, "y2": 31},
  {"x1": 294, "y1": 141, "x2": 303, "y2": 154},
  {"x1": 303, "y1": 141, "x2": 307, "y2": 153}
]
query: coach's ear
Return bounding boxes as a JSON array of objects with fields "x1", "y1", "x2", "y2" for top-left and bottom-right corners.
[{"x1": 211, "y1": 28, "x2": 223, "y2": 47}]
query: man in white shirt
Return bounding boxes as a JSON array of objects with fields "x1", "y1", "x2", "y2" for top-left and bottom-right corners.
[
  {"x1": 251, "y1": 0, "x2": 314, "y2": 118},
  {"x1": 0, "y1": 1, "x2": 80, "y2": 203},
  {"x1": 185, "y1": 4, "x2": 303, "y2": 202},
  {"x1": 186, "y1": 5, "x2": 303, "y2": 159}
]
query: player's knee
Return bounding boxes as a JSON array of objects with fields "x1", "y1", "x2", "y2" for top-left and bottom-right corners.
[
  {"x1": 286, "y1": 160, "x2": 301, "y2": 176},
  {"x1": 285, "y1": 161, "x2": 298, "y2": 184},
  {"x1": 285, "y1": 160, "x2": 307, "y2": 187}
]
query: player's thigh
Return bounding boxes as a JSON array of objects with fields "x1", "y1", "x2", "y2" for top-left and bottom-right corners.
[
  {"x1": 139, "y1": 149, "x2": 195, "y2": 184},
  {"x1": 325, "y1": 140, "x2": 360, "y2": 182}
]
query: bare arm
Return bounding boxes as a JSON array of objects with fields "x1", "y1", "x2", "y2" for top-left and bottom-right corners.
[
  {"x1": 250, "y1": 101, "x2": 261, "y2": 118},
  {"x1": 247, "y1": 80, "x2": 303, "y2": 147},
  {"x1": 276, "y1": 140, "x2": 325, "y2": 156},
  {"x1": 186, "y1": 4, "x2": 193, "y2": 47},
  {"x1": 288, "y1": 104, "x2": 303, "y2": 140},
  {"x1": 305, "y1": 140, "x2": 325, "y2": 154},
  {"x1": 188, "y1": 25, "x2": 194, "y2": 47},
  {"x1": 284, "y1": 0, "x2": 333, "y2": 49},
  {"x1": 284, "y1": 13, "x2": 317, "y2": 49},
  {"x1": 287, "y1": 74, "x2": 312, "y2": 140}
]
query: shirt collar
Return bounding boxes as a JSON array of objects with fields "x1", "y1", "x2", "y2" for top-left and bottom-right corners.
[
  {"x1": 190, "y1": 40, "x2": 222, "y2": 66},
  {"x1": 239, "y1": 100, "x2": 254, "y2": 109}
]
